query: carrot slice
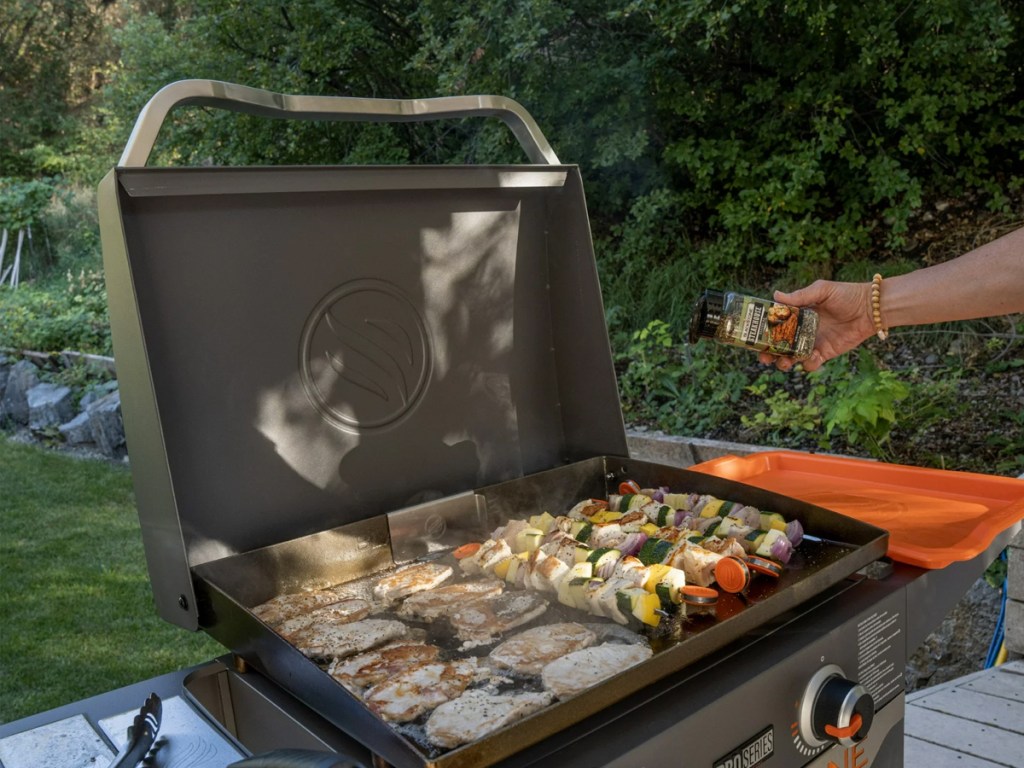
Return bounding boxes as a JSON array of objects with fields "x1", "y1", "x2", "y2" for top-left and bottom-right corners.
[
  {"x1": 452, "y1": 542, "x2": 482, "y2": 560},
  {"x1": 618, "y1": 480, "x2": 642, "y2": 495}
]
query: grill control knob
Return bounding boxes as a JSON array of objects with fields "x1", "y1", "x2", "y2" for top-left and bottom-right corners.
[{"x1": 798, "y1": 664, "x2": 874, "y2": 749}]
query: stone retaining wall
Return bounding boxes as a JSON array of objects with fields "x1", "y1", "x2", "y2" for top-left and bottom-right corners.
[
  {"x1": 0, "y1": 354, "x2": 126, "y2": 460},
  {"x1": 1008, "y1": 529, "x2": 1024, "y2": 656}
]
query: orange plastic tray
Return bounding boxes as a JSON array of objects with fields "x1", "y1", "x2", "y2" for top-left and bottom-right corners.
[{"x1": 690, "y1": 451, "x2": 1024, "y2": 569}]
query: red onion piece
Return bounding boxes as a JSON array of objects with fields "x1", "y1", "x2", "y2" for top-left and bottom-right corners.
[
  {"x1": 785, "y1": 519, "x2": 804, "y2": 546},
  {"x1": 619, "y1": 532, "x2": 648, "y2": 557},
  {"x1": 770, "y1": 536, "x2": 793, "y2": 564}
]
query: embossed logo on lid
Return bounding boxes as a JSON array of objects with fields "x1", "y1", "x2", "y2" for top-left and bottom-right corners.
[{"x1": 300, "y1": 279, "x2": 431, "y2": 431}]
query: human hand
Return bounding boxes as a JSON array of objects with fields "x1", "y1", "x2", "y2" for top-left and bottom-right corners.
[{"x1": 758, "y1": 280, "x2": 876, "y2": 372}]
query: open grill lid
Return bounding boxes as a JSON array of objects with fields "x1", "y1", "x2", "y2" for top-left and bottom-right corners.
[{"x1": 99, "y1": 81, "x2": 627, "y2": 629}]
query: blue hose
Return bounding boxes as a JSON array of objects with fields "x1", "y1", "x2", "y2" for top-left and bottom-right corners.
[{"x1": 985, "y1": 550, "x2": 1009, "y2": 669}]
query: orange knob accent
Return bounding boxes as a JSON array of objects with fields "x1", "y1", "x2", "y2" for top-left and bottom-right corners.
[{"x1": 824, "y1": 713, "x2": 863, "y2": 740}]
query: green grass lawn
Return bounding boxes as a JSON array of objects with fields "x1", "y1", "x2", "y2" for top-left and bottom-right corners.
[{"x1": 0, "y1": 436, "x2": 222, "y2": 724}]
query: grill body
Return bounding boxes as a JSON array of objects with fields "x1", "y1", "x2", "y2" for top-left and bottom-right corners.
[{"x1": 92, "y1": 80, "x2": 1020, "y2": 768}]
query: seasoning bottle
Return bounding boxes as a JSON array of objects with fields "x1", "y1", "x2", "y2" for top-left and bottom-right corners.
[{"x1": 689, "y1": 289, "x2": 818, "y2": 360}]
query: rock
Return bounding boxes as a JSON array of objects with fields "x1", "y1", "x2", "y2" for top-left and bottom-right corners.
[
  {"x1": 0, "y1": 353, "x2": 9, "y2": 401},
  {"x1": 86, "y1": 388, "x2": 126, "y2": 458},
  {"x1": 59, "y1": 411, "x2": 95, "y2": 445},
  {"x1": 0, "y1": 359, "x2": 40, "y2": 425},
  {"x1": 79, "y1": 380, "x2": 118, "y2": 410},
  {"x1": 27, "y1": 383, "x2": 76, "y2": 431},
  {"x1": 905, "y1": 576, "x2": 1002, "y2": 690}
]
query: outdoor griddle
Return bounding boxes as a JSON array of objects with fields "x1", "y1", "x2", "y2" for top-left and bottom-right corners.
[{"x1": 1, "y1": 80, "x2": 1021, "y2": 768}]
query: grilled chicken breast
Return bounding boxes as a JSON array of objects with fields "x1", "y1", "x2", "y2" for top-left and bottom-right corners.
[
  {"x1": 364, "y1": 658, "x2": 482, "y2": 722},
  {"x1": 290, "y1": 618, "x2": 409, "y2": 660},
  {"x1": 251, "y1": 589, "x2": 344, "y2": 627},
  {"x1": 541, "y1": 642, "x2": 653, "y2": 700},
  {"x1": 372, "y1": 563, "x2": 454, "y2": 604},
  {"x1": 396, "y1": 579, "x2": 504, "y2": 621},
  {"x1": 327, "y1": 642, "x2": 442, "y2": 692},
  {"x1": 275, "y1": 597, "x2": 372, "y2": 641},
  {"x1": 425, "y1": 689, "x2": 554, "y2": 749},
  {"x1": 448, "y1": 591, "x2": 549, "y2": 645},
  {"x1": 488, "y1": 622, "x2": 597, "y2": 675},
  {"x1": 665, "y1": 541, "x2": 721, "y2": 587}
]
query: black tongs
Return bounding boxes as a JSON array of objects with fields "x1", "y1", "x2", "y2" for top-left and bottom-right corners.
[{"x1": 109, "y1": 692, "x2": 162, "y2": 768}]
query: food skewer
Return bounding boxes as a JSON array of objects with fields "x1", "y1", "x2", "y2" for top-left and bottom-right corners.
[{"x1": 458, "y1": 481, "x2": 799, "y2": 628}]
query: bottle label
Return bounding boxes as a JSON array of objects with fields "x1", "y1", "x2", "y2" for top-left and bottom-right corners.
[
  {"x1": 738, "y1": 298, "x2": 804, "y2": 355},
  {"x1": 739, "y1": 301, "x2": 768, "y2": 346}
]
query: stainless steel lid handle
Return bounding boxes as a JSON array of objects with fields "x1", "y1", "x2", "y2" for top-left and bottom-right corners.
[{"x1": 119, "y1": 78, "x2": 561, "y2": 167}]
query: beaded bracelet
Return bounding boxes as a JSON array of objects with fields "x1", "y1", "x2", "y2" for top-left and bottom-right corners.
[{"x1": 871, "y1": 273, "x2": 888, "y2": 341}]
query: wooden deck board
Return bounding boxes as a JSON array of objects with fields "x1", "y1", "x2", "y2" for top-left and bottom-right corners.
[
  {"x1": 904, "y1": 736, "x2": 1005, "y2": 767},
  {"x1": 910, "y1": 687, "x2": 1024, "y2": 731},
  {"x1": 962, "y1": 664, "x2": 1024, "y2": 703},
  {"x1": 905, "y1": 660, "x2": 1024, "y2": 765},
  {"x1": 904, "y1": 706, "x2": 1023, "y2": 763}
]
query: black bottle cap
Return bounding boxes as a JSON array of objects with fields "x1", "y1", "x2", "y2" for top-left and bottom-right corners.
[{"x1": 689, "y1": 289, "x2": 725, "y2": 343}]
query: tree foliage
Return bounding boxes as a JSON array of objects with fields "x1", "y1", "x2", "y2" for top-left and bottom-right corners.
[
  {"x1": 4, "y1": 0, "x2": 1022, "y2": 333},
  {"x1": 0, "y1": 1, "x2": 115, "y2": 178}
]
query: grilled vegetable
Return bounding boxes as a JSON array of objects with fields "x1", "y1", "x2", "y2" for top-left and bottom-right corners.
[
  {"x1": 528, "y1": 511, "x2": 557, "y2": 533},
  {"x1": 699, "y1": 498, "x2": 726, "y2": 518},
  {"x1": 643, "y1": 564, "x2": 687, "y2": 604},
  {"x1": 617, "y1": 586, "x2": 662, "y2": 627},
  {"x1": 492, "y1": 556, "x2": 514, "y2": 581},
  {"x1": 571, "y1": 520, "x2": 593, "y2": 542},
  {"x1": 712, "y1": 516, "x2": 754, "y2": 539},
  {"x1": 636, "y1": 537, "x2": 674, "y2": 566},
  {"x1": 755, "y1": 528, "x2": 794, "y2": 564},
  {"x1": 586, "y1": 547, "x2": 622, "y2": 571},
  {"x1": 515, "y1": 527, "x2": 544, "y2": 554},
  {"x1": 453, "y1": 542, "x2": 481, "y2": 560}
]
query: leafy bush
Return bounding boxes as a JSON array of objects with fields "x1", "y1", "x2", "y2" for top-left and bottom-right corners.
[
  {"x1": 821, "y1": 352, "x2": 911, "y2": 456},
  {"x1": 39, "y1": 185, "x2": 102, "y2": 277},
  {"x1": 0, "y1": 270, "x2": 112, "y2": 356},
  {"x1": 604, "y1": 0, "x2": 1024, "y2": 331},
  {"x1": 740, "y1": 371, "x2": 827, "y2": 443},
  {"x1": 987, "y1": 408, "x2": 1024, "y2": 475},
  {"x1": 0, "y1": 178, "x2": 54, "y2": 232},
  {"x1": 617, "y1": 320, "x2": 750, "y2": 436}
]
